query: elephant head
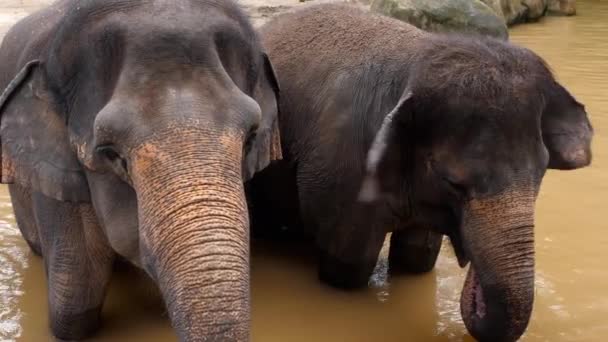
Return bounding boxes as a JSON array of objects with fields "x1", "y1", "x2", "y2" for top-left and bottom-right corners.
[
  {"x1": 0, "y1": 1, "x2": 280, "y2": 340},
  {"x1": 360, "y1": 35, "x2": 592, "y2": 341}
]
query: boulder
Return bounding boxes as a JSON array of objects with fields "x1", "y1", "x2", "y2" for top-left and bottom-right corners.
[
  {"x1": 371, "y1": 0, "x2": 509, "y2": 40},
  {"x1": 497, "y1": 0, "x2": 548, "y2": 25},
  {"x1": 548, "y1": 0, "x2": 576, "y2": 16},
  {"x1": 483, "y1": 0, "x2": 574, "y2": 25},
  {"x1": 522, "y1": 0, "x2": 549, "y2": 20},
  {"x1": 479, "y1": 0, "x2": 504, "y2": 18}
]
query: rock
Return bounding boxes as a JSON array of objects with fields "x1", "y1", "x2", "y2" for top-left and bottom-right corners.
[
  {"x1": 498, "y1": 0, "x2": 545, "y2": 25},
  {"x1": 491, "y1": 0, "x2": 576, "y2": 25},
  {"x1": 479, "y1": 0, "x2": 504, "y2": 18},
  {"x1": 548, "y1": 0, "x2": 576, "y2": 16},
  {"x1": 523, "y1": 0, "x2": 549, "y2": 21},
  {"x1": 371, "y1": 0, "x2": 509, "y2": 40}
]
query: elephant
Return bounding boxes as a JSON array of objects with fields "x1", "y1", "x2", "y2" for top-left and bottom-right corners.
[
  {"x1": 0, "y1": 0, "x2": 281, "y2": 340},
  {"x1": 247, "y1": 3, "x2": 593, "y2": 342}
]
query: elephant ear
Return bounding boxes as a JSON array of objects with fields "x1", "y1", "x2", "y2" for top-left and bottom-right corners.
[
  {"x1": 243, "y1": 53, "x2": 282, "y2": 181},
  {"x1": 359, "y1": 90, "x2": 413, "y2": 203},
  {"x1": 0, "y1": 61, "x2": 89, "y2": 202},
  {"x1": 542, "y1": 81, "x2": 593, "y2": 170}
]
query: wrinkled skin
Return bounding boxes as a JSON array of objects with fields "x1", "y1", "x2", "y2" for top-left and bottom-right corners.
[
  {"x1": 0, "y1": 0, "x2": 281, "y2": 340},
  {"x1": 248, "y1": 4, "x2": 592, "y2": 341}
]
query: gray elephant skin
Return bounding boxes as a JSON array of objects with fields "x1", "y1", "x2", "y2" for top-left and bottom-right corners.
[
  {"x1": 0, "y1": 0, "x2": 282, "y2": 340},
  {"x1": 247, "y1": 3, "x2": 593, "y2": 342}
]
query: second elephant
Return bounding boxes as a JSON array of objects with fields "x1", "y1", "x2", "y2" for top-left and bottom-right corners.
[{"x1": 248, "y1": 4, "x2": 593, "y2": 342}]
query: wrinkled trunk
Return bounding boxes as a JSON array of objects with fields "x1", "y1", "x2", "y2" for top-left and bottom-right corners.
[
  {"x1": 131, "y1": 132, "x2": 249, "y2": 341},
  {"x1": 460, "y1": 190, "x2": 536, "y2": 342}
]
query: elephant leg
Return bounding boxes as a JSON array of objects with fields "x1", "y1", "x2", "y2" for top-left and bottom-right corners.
[
  {"x1": 31, "y1": 193, "x2": 115, "y2": 340},
  {"x1": 296, "y1": 161, "x2": 388, "y2": 289},
  {"x1": 247, "y1": 161, "x2": 302, "y2": 241},
  {"x1": 8, "y1": 184, "x2": 42, "y2": 255},
  {"x1": 317, "y1": 223, "x2": 386, "y2": 289},
  {"x1": 389, "y1": 224, "x2": 443, "y2": 274},
  {"x1": 316, "y1": 203, "x2": 387, "y2": 289}
]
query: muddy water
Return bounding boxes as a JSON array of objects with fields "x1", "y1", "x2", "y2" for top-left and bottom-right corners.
[{"x1": 1, "y1": 1, "x2": 607, "y2": 341}]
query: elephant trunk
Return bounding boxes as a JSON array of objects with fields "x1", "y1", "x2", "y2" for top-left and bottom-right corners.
[
  {"x1": 131, "y1": 131, "x2": 249, "y2": 341},
  {"x1": 460, "y1": 189, "x2": 536, "y2": 342}
]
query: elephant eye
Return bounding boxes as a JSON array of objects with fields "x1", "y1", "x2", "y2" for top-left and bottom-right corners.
[
  {"x1": 440, "y1": 175, "x2": 468, "y2": 196},
  {"x1": 96, "y1": 144, "x2": 121, "y2": 161},
  {"x1": 95, "y1": 144, "x2": 130, "y2": 181},
  {"x1": 244, "y1": 129, "x2": 257, "y2": 153},
  {"x1": 429, "y1": 158, "x2": 468, "y2": 197}
]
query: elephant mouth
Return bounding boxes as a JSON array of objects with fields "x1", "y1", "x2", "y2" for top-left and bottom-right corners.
[
  {"x1": 420, "y1": 203, "x2": 489, "y2": 323},
  {"x1": 461, "y1": 267, "x2": 487, "y2": 320},
  {"x1": 448, "y1": 229, "x2": 488, "y2": 321}
]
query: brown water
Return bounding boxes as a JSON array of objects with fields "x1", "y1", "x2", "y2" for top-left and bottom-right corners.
[{"x1": 1, "y1": 1, "x2": 607, "y2": 341}]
